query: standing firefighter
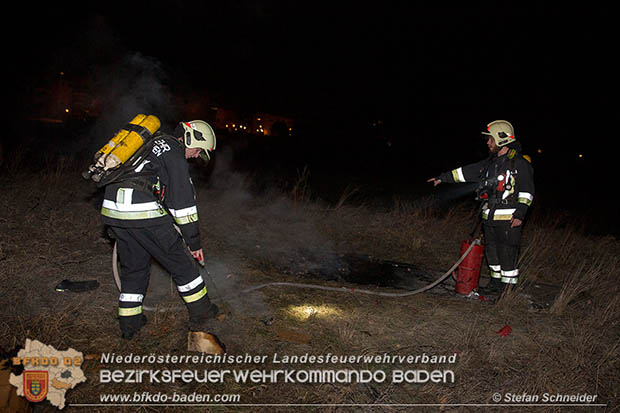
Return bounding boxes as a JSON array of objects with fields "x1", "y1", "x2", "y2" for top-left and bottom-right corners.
[
  {"x1": 428, "y1": 120, "x2": 534, "y2": 294},
  {"x1": 101, "y1": 120, "x2": 218, "y2": 339}
]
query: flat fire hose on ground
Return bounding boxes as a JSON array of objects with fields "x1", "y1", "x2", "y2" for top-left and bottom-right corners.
[
  {"x1": 113, "y1": 236, "x2": 481, "y2": 304},
  {"x1": 240, "y1": 238, "x2": 482, "y2": 297}
]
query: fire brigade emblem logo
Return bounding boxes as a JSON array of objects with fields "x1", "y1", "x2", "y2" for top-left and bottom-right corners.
[{"x1": 23, "y1": 371, "x2": 49, "y2": 403}]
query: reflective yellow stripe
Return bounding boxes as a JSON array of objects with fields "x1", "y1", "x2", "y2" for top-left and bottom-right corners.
[
  {"x1": 451, "y1": 167, "x2": 465, "y2": 183},
  {"x1": 493, "y1": 214, "x2": 513, "y2": 221},
  {"x1": 500, "y1": 277, "x2": 518, "y2": 284},
  {"x1": 118, "y1": 306, "x2": 142, "y2": 316},
  {"x1": 174, "y1": 213, "x2": 199, "y2": 225},
  {"x1": 102, "y1": 207, "x2": 167, "y2": 220},
  {"x1": 182, "y1": 286, "x2": 207, "y2": 303},
  {"x1": 169, "y1": 206, "x2": 198, "y2": 217},
  {"x1": 518, "y1": 197, "x2": 533, "y2": 206}
]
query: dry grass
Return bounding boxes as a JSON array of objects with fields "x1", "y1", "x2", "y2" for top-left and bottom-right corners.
[
  {"x1": 290, "y1": 165, "x2": 311, "y2": 205},
  {"x1": 1, "y1": 161, "x2": 619, "y2": 411}
]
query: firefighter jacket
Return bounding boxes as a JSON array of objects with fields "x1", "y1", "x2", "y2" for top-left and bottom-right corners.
[
  {"x1": 438, "y1": 141, "x2": 534, "y2": 225},
  {"x1": 101, "y1": 135, "x2": 202, "y2": 250}
]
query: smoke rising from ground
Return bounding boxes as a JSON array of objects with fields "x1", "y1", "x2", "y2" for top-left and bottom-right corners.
[
  {"x1": 203, "y1": 145, "x2": 344, "y2": 275},
  {"x1": 197, "y1": 145, "x2": 348, "y2": 320},
  {"x1": 82, "y1": 52, "x2": 176, "y2": 155}
]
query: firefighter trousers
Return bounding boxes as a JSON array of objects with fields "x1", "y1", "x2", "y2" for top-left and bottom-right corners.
[
  {"x1": 483, "y1": 222, "x2": 521, "y2": 284},
  {"x1": 111, "y1": 224, "x2": 216, "y2": 335}
]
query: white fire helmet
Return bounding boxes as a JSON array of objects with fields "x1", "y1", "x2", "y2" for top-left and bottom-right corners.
[
  {"x1": 482, "y1": 120, "x2": 516, "y2": 147},
  {"x1": 180, "y1": 120, "x2": 216, "y2": 161}
]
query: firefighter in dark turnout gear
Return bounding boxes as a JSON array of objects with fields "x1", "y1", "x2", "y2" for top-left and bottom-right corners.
[
  {"x1": 428, "y1": 120, "x2": 534, "y2": 293},
  {"x1": 101, "y1": 120, "x2": 218, "y2": 339}
]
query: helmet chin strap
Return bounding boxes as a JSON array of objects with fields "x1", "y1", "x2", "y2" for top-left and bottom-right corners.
[{"x1": 497, "y1": 146, "x2": 509, "y2": 156}]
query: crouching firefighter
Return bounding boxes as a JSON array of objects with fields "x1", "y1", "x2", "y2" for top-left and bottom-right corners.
[
  {"x1": 427, "y1": 120, "x2": 535, "y2": 294},
  {"x1": 100, "y1": 119, "x2": 219, "y2": 340}
]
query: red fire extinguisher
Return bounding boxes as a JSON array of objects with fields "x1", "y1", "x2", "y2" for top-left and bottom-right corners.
[{"x1": 455, "y1": 238, "x2": 484, "y2": 295}]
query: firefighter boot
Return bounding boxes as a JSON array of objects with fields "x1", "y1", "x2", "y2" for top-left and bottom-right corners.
[
  {"x1": 121, "y1": 314, "x2": 147, "y2": 340},
  {"x1": 188, "y1": 304, "x2": 219, "y2": 332},
  {"x1": 186, "y1": 297, "x2": 225, "y2": 354},
  {"x1": 484, "y1": 278, "x2": 506, "y2": 296},
  {"x1": 187, "y1": 294, "x2": 219, "y2": 332}
]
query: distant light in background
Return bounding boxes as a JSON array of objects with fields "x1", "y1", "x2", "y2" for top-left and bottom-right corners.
[
  {"x1": 537, "y1": 149, "x2": 542, "y2": 154},
  {"x1": 65, "y1": 108, "x2": 70, "y2": 113},
  {"x1": 578, "y1": 154, "x2": 583, "y2": 158}
]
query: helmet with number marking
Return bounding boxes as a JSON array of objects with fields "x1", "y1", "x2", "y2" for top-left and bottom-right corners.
[
  {"x1": 180, "y1": 120, "x2": 216, "y2": 161},
  {"x1": 482, "y1": 120, "x2": 516, "y2": 147}
]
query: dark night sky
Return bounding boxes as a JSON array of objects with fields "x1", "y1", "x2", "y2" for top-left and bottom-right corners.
[
  {"x1": 8, "y1": 3, "x2": 610, "y2": 113},
  {"x1": 3, "y1": 3, "x2": 614, "y2": 180}
]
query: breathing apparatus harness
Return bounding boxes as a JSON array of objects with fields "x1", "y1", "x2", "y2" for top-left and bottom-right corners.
[
  {"x1": 98, "y1": 132, "x2": 176, "y2": 212},
  {"x1": 474, "y1": 149, "x2": 520, "y2": 229},
  {"x1": 476, "y1": 152, "x2": 516, "y2": 200}
]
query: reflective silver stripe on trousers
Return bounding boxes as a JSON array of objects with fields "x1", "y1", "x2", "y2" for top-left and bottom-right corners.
[
  {"x1": 177, "y1": 275, "x2": 204, "y2": 293},
  {"x1": 501, "y1": 269, "x2": 519, "y2": 277},
  {"x1": 119, "y1": 293, "x2": 144, "y2": 302}
]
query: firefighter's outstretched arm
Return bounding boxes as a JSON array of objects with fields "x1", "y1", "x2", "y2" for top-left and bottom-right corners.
[{"x1": 435, "y1": 159, "x2": 488, "y2": 185}]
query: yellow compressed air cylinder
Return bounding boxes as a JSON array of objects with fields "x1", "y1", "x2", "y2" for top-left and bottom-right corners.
[
  {"x1": 83, "y1": 114, "x2": 161, "y2": 182},
  {"x1": 96, "y1": 114, "x2": 147, "y2": 160},
  {"x1": 98, "y1": 114, "x2": 161, "y2": 171}
]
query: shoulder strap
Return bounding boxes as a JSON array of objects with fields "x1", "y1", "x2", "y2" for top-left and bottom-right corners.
[{"x1": 96, "y1": 136, "x2": 158, "y2": 188}]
